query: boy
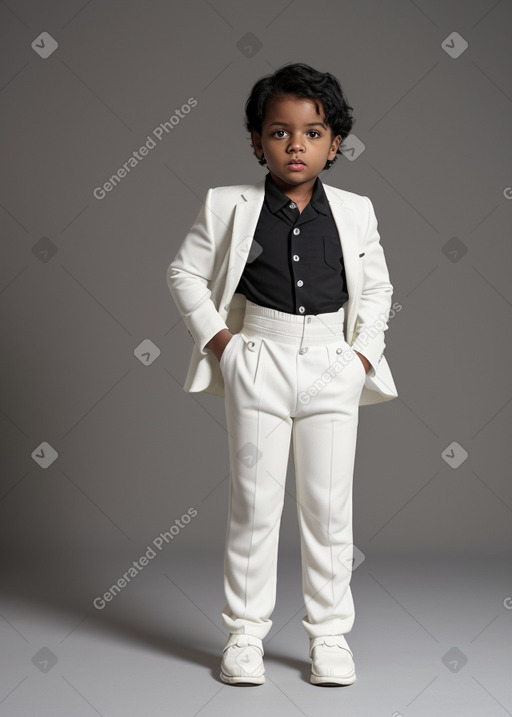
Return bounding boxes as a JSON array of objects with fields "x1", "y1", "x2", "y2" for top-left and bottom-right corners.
[{"x1": 167, "y1": 63, "x2": 398, "y2": 686}]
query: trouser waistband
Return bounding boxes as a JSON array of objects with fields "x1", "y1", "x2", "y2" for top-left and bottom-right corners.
[{"x1": 242, "y1": 299, "x2": 346, "y2": 346}]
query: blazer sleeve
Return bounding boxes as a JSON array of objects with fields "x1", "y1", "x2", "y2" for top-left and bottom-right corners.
[
  {"x1": 350, "y1": 196, "x2": 394, "y2": 374},
  {"x1": 166, "y1": 188, "x2": 229, "y2": 355}
]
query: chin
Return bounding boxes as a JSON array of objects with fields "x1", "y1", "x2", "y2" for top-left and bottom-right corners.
[{"x1": 274, "y1": 169, "x2": 313, "y2": 181}]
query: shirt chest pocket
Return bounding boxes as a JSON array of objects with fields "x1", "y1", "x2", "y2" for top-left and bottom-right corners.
[{"x1": 323, "y1": 235, "x2": 343, "y2": 272}]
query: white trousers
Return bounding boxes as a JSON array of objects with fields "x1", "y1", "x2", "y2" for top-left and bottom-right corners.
[{"x1": 219, "y1": 299, "x2": 366, "y2": 640}]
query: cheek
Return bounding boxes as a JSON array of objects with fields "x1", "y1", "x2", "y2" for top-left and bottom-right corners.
[{"x1": 263, "y1": 144, "x2": 282, "y2": 158}]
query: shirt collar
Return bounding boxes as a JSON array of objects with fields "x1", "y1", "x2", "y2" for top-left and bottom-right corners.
[{"x1": 264, "y1": 172, "x2": 330, "y2": 216}]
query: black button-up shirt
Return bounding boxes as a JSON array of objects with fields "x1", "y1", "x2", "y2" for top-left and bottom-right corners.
[{"x1": 235, "y1": 172, "x2": 349, "y2": 315}]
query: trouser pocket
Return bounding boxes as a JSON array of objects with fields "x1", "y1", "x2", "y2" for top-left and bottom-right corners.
[
  {"x1": 219, "y1": 332, "x2": 243, "y2": 374},
  {"x1": 349, "y1": 343, "x2": 367, "y2": 382},
  {"x1": 220, "y1": 330, "x2": 266, "y2": 391},
  {"x1": 324, "y1": 340, "x2": 367, "y2": 399}
]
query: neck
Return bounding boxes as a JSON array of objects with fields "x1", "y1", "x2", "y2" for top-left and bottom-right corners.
[{"x1": 269, "y1": 172, "x2": 317, "y2": 203}]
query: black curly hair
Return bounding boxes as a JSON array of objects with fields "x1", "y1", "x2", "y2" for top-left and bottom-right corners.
[{"x1": 244, "y1": 62, "x2": 355, "y2": 170}]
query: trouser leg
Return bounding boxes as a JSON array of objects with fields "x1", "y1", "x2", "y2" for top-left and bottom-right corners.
[
  {"x1": 220, "y1": 333, "x2": 294, "y2": 639},
  {"x1": 293, "y1": 340, "x2": 365, "y2": 638}
]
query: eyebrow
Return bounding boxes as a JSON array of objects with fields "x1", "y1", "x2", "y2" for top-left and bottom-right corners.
[{"x1": 268, "y1": 121, "x2": 327, "y2": 128}]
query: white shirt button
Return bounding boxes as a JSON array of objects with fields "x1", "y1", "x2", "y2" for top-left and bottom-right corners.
[
  {"x1": 299, "y1": 347, "x2": 308, "y2": 354},
  {"x1": 297, "y1": 280, "x2": 303, "y2": 287},
  {"x1": 293, "y1": 227, "x2": 300, "y2": 235},
  {"x1": 289, "y1": 202, "x2": 297, "y2": 209},
  {"x1": 293, "y1": 254, "x2": 300, "y2": 261},
  {"x1": 298, "y1": 306, "x2": 305, "y2": 313}
]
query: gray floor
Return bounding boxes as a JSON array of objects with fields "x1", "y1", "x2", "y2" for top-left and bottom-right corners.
[{"x1": 1, "y1": 548, "x2": 511, "y2": 716}]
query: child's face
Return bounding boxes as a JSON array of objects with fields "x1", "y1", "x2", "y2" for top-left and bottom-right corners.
[{"x1": 251, "y1": 94, "x2": 341, "y2": 192}]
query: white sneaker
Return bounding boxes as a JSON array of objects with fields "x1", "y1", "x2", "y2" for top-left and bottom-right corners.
[
  {"x1": 220, "y1": 633, "x2": 265, "y2": 685},
  {"x1": 309, "y1": 635, "x2": 356, "y2": 686}
]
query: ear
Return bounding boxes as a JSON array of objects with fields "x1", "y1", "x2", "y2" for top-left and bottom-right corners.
[
  {"x1": 251, "y1": 130, "x2": 263, "y2": 158},
  {"x1": 328, "y1": 134, "x2": 342, "y2": 159}
]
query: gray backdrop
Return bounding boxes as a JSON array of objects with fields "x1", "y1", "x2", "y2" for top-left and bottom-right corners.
[{"x1": 1, "y1": 1, "x2": 511, "y2": 715}]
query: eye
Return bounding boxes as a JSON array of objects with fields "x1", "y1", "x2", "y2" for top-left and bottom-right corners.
[
  {"x1": 272, "y1": 130, "x2": 288, "y2": 138},
  {"x1": 308, "y1": 130, "x2": 321, "y2": 138}
]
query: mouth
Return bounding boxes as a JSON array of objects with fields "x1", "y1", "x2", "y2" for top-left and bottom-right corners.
[{"x1": 286, "y1": 159, "x2": 307, "y2": 171}]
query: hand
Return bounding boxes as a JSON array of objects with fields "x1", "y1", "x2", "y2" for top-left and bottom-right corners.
[
  {"x1": 207, "y1": 329, "x2": 234, "y2": 363},
  {"x1": 218, "y1": 333, "x2": 234, "y2": 363},
  {"x1": 354, "y1": 350, "x2": 371, "y2": 374}
]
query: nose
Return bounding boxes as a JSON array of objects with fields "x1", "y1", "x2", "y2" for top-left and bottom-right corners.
[{"x1": 287, "y1": 134, "x2": 304, "y2": 152}]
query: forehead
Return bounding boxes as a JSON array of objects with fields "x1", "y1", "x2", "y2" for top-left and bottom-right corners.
[{"x1": 263, "y1": 94, "x2": 326, "y2": 124}]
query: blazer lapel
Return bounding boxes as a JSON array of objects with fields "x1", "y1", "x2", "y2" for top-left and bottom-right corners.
[
  {"x1": 222, "y1": 179, "x2": 266, "y2": 302},
  {"x1": 323, "y1": 185, "x2": 361, "y2": 341}
]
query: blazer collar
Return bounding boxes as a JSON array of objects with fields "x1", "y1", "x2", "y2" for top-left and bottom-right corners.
[{"x1": 241, "y1": 177, "x2": 266, "y2": 202}]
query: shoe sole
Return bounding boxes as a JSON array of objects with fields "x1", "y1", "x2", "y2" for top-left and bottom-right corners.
[
  {"x1": 220, "y1": 671, "x2": 265, "y2": 685},
  {"x1": 310, "y1": 672, "x2": 356, "y2": 686}
]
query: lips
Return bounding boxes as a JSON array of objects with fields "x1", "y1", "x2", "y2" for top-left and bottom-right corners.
[{"x1": 287, "y1": 159, "x2": 305, "y2": 165}]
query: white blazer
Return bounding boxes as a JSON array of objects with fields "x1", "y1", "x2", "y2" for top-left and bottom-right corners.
[{"x1": 167, "y1": 176, "x2": 398, "y2": 406}]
